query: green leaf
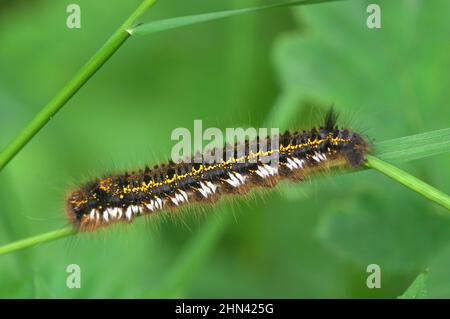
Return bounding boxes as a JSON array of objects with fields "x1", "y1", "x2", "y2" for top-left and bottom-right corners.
[
  {"x1": 128, "y1": 0, "x2": 344, "y2": 35},
  {"x1": 374, "y1": 128, "x2": 450, "y2": 163},
  {"x1": 273, "y1": 0, "x2": 450, "y2": 135},
  {"x1": 399, "y1": 272, "x2": 428, "y2": 299},
  {"x1": 275, "y1": 0, "x2": 450, "y2": 275},
  {"x1": 317, "y1": 191, "x2": 450, "y2": 273}
]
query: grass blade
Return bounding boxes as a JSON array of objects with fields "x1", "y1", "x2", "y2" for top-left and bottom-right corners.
[
  {"x1": 128, "y1": 0, "x2": 344, "y2": 36},
  {"x1": 0, "y1": 0, "x2": 157, "y2": 171},
  {"x1": 398, "y1": 271, "x2": 428, "y2": 299},
  {"x1": 373, "y1": 128, "x2": 450, "y2": 163},
  {"x1": 366, "y1": 155, "x2": 450, "y2": 210},
  {"x1": 0, "y1": 227, "x2": 75, "y2": 256}
]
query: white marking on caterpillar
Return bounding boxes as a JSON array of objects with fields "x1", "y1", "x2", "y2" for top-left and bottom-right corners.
[
  {"x1": 258, "y1": 165, "x2": 271, "y2": 177},
  {"x1": 264, "y1": 164, "x2": 278, "y2": 176},
  {"x1": 198, "y1": 187, "x2": 208, "y2": 198},
  {"x1": 260, "y1": 166, "x2": 269, "y2": 176},
  {"x1": 286, "y1": 158, "x2": 298, "y2": 170},
  {"x1": 200, "y1": 182, "x2": 212, "y2": 195},
  {"x1": 125, "y1": 206, "x2": 133, "y2": 220},
  {"x1": 175, "y1": 193, "x2": 184, "y2": 203},
  {"x1": 131, "y1": 205, "x2": 140, "y2": 215},
  {"x1": 171, "y1": 197, "x2": 179, "y2": 206},
  {"x1": 225, "y1": 179, "x2": 239, "y2": 188},
  {"x1": 146, "y1": 202, "x2": 155, "y2": 212},
  {"x1": 293, "y1": 158, "x2": 304, "y2": 168},
  {"x1": 155, "y1": 197, "x2": 163, "y2": 209},
  {"x1": 225, "y1": 172, "x2": 242, "y2": 187},
  {"x1": 206, "y1": 181, "x2": 217, "y2": 193},
  {"x1": 229, "y1": 172, "x2": 240, "y2": 183},
  {"x1": 109, "y1": 207, "x2": 118, "y2": 218},
  {"x1": 235, "y1": 173, "x2": 246, "y2": 184},
  {"x1": 103, "y1": 210, "x2": 109, "y2": 222},
  {"x1": 256, "y1": 166, "x2": 267, "y2": 178},
  {"x1": 179, "y1": 190, "x2": 188, "y2": 201},
  {"x1": 255, "y1": 170, "x2": 264, "y2": 178},
  {"x1": 312, "y1": 153, "x2": 321, "y2": 163},
  {"x1": 90, "y1": 209, "x2": 96, "y2": 220}
]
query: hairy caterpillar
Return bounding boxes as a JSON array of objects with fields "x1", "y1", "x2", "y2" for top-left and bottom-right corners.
[{"x1": 66, "y1": 109, "x2": 369, "y2": 231}]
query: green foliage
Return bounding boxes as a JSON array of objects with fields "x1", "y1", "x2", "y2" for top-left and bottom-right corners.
[
  {"x1": 399, "y1": 272, "x2": 428, "y2": 299},
  {"x1": 273, "y1": 0, "x2": 450, "y2": 135},
  {"x1": 272, "y1": 0, "x2": 450, "y2": 297},
  {"x1": 0, "y1": 0, "x2": 448, "y2": 298}
]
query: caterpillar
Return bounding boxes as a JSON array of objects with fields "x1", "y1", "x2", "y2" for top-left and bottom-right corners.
[{"x1": 66, "y1": 109, "x2": 369, "y2": 231}]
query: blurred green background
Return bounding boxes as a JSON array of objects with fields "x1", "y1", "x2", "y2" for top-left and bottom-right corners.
[{"x1": 0, "y1": 0, "x2": 449, "y2": 298}]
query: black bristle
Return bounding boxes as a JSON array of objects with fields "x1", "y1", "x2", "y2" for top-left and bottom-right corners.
[{"x1": 324, "y1": 106, "x2": 338, "y2": 131}]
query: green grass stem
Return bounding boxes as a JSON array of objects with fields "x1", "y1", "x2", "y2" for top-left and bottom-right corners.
[
  {"x1": 0, "y1": 0, "x2": 157, "y2": 171},
  {"x1": 365, "y1": 155, "x2": 450, "y2": 210},
  {"x1": 0, "y1": 227, "x2": 75, "y2": 256}
]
